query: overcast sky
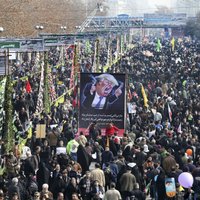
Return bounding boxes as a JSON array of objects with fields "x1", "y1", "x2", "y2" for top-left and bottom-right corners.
[
  {"x1": 148, "y1": 0, "x2": 172, "y2": 7},
  {"x1": 104, "y1": 0, "x2": 200, "y2": 16},
  {"x1": 105, "y1": 0, "x2": 174, "y2": 16}
]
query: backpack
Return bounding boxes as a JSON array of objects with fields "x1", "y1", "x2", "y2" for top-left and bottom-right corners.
[{"x1": 104, "y1": 166, "x2": 117, "y2": 182}]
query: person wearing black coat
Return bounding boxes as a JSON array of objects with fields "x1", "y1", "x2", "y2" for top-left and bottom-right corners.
[
  {"x1": 79, "y1": 171, "x2": 92, "y2": 200},
  {"x1": 65, "y1": 177, "x2": 81, "y2": 200},
  {"x1": 40, "y1": 140, "x2": 51, "y2": 163},
  {"x1": 90, "y1": 180, "x2": 104, "y2": 200},
  {"x1": 101, "y1": 147, "x2": 114, "y2": 167},
  {"x1": 36, "y1": 162, "x2": 50, "y2": 191},
  {"x1": 77, "y1": 145, "x2": 92, "y2": 175},
  {"x1": 130, "y1": 183, "x2": 146, "y2": 200},
  {"x1": 156, "y1": 156, "x2": 177, "y2": 200},
  {"x1": 51, "y1": 170, "x2": 70, "y2": 200},
  {"x1": 109, "y1": 139, "x2": 118, "y2": 157},
  {"x1": 22, "y1": 153, "x2": 35, "y2": 177}
]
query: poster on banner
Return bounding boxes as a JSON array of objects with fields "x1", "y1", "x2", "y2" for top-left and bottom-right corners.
[
  {"x1": 79, "y1": 73, "x2": 126, "y2": 136},
  {"x1": 36, "y1": 124, "x2": 46, "y2": 138}
]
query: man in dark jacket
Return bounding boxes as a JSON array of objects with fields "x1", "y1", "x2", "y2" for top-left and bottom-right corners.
[
  {"x1": 135, "y1": 146, "x2": 147, "y2": 176},
  {"x1": 102, "y1": 146, "x2": 114, "y2": 168},
  {"x1": 79, "y1": 171, "x2": 92, "y2": 200},
  {"x1": 119, "y1": 167, "x2": 136, "y2": 200},
  {"x1": 130, "y1": 183, "x2": 146, "y2": 200},
  {"x1": 8, "y1": 178, "x2": 21, "y2": 200}
]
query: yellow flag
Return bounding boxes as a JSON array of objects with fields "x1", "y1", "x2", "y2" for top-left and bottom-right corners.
[
  {"x1": 55, "y1": 95, "x2": 64, "y2": 107},
  {"x1": 171, "y1": 37, "x2": 175, "y2": 51},
  {"x1": 27, "y1": 126, "x2": 32, "y2": 139},
  {"x1": 179, "y1": 186, "x2": 184, "y2": 192},
  {"x1": 18, "y1": 126, "x2": 33, "y2": 154},
  {"x1": 141, "y1": 84, "x2": 148, "y2": 107}
]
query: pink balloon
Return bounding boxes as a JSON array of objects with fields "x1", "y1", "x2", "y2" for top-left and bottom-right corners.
[{"x1": 178, "y1": 172, "x2": 194, "y2": 188}]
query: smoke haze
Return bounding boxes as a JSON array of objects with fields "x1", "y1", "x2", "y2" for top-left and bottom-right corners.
[{"x1": 103, "y1": 0, "x2": 172, "y2": 16}]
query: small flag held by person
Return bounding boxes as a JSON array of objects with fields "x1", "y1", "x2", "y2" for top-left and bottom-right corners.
[
  {"x1": 156, "y1": 38, "x2": 162, "y2": 52},
  {"x1": 141, "y1": 84, "x2": 148, "y2": 108},
  {"x1": 168, "y1": 104, "x2": 172, "y2": 122},
  {"x1": 177, "y1": 123, "x2": 182, "y2": 133},
  {"x1": 25, "y1": 80, "x2": 32, "y2": 93},
  {"x1": 171, "y1": 37, "x2": 175, "y2": 51}
]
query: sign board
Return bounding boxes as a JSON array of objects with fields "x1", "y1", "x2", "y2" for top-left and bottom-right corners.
[
  {"x1": 20, "y1": 39, "x2": 44, "y2": 51},
  {"x1": 9, "y1": 52, "x2": 17, "y2": 60},
  {"x1": 0, "y1": 39, "x2": 44, "y2": 51},
  {"x1": 42, "y1": 33, "x2": 100, "y2": 47},
  {"x1": 44, "y1": 37, "x2": 74, "y2": 47},
  {"x1": 36, "y1": 124, "x2": 46, "y2": 138},
  {"x1": 0, "y1": 41, "x2": 20, "y2": 49},
  {"x1": 44, "y1": 38, "x2": 62, "y2": 47}
]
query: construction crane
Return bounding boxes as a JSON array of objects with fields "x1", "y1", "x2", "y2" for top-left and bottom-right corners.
[{"x1": 76, "y1": 2, "x2": 104, "y2": 33}]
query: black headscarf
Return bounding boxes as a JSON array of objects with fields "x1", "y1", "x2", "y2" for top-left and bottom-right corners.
[{"x1": 77, "y1": 145, "x2": 92, "y2": 174}]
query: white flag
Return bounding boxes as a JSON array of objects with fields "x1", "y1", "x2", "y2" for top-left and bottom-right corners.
[{"x1": 177, "y1": 123, "x2": 182, "y2": 133}]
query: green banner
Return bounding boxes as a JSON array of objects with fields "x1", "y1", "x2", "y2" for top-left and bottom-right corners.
[
  {"x1": 0, "y1": 41, "x2": 20, "y2": 49},
  {"x1": 44, "y1": 38, "x2": 58, "y2": 44}
]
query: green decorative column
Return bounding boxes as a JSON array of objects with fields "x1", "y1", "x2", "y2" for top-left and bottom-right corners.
[
  {"x1": 4, "y1": 76, "x2": 14, "y2": 152},
  {"x1": 44, "y1": 52, "x2": 51, "y2": 114}
]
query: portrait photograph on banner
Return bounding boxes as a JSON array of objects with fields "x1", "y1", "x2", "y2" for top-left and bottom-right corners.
[{"x1": 79, "y1": 73, "x2": 126, "y2": 136}]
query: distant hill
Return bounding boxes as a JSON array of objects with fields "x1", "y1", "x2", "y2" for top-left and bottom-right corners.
[{"x1": 0, "y1": 0, "x2": 103, "y2": 37}]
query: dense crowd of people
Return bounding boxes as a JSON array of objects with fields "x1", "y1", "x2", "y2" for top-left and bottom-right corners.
[{"x1": 0, "y1": 35, "x2": 199, "y2": 200}]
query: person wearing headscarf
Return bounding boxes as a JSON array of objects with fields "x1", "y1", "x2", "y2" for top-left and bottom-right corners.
[{"x1": 77, "y1": 145, "x2": 92, "y2": 175}]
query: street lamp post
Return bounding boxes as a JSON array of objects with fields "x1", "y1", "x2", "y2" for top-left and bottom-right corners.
[
  {"x1": 35, "y1": 25, "x2": 44, "y2": 37},
  {"x1": 0, "y1": 27, "x2": 4, "y2": 33},
  {"x1": 60, "y1": 26, "x2": 67, "y2": 33}
]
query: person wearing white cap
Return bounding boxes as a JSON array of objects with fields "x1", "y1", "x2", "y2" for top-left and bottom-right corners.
[{"x1": 81, "y1": 73, "x2": 123, "y2": 110}]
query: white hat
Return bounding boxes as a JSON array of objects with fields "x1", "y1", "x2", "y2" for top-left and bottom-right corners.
[
  {"x1": 96, "y1": 74, "x2": 119, "y2": 86},
  {"x1": 143, "y1": 144, "x2": 149, "y2": 153}
]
